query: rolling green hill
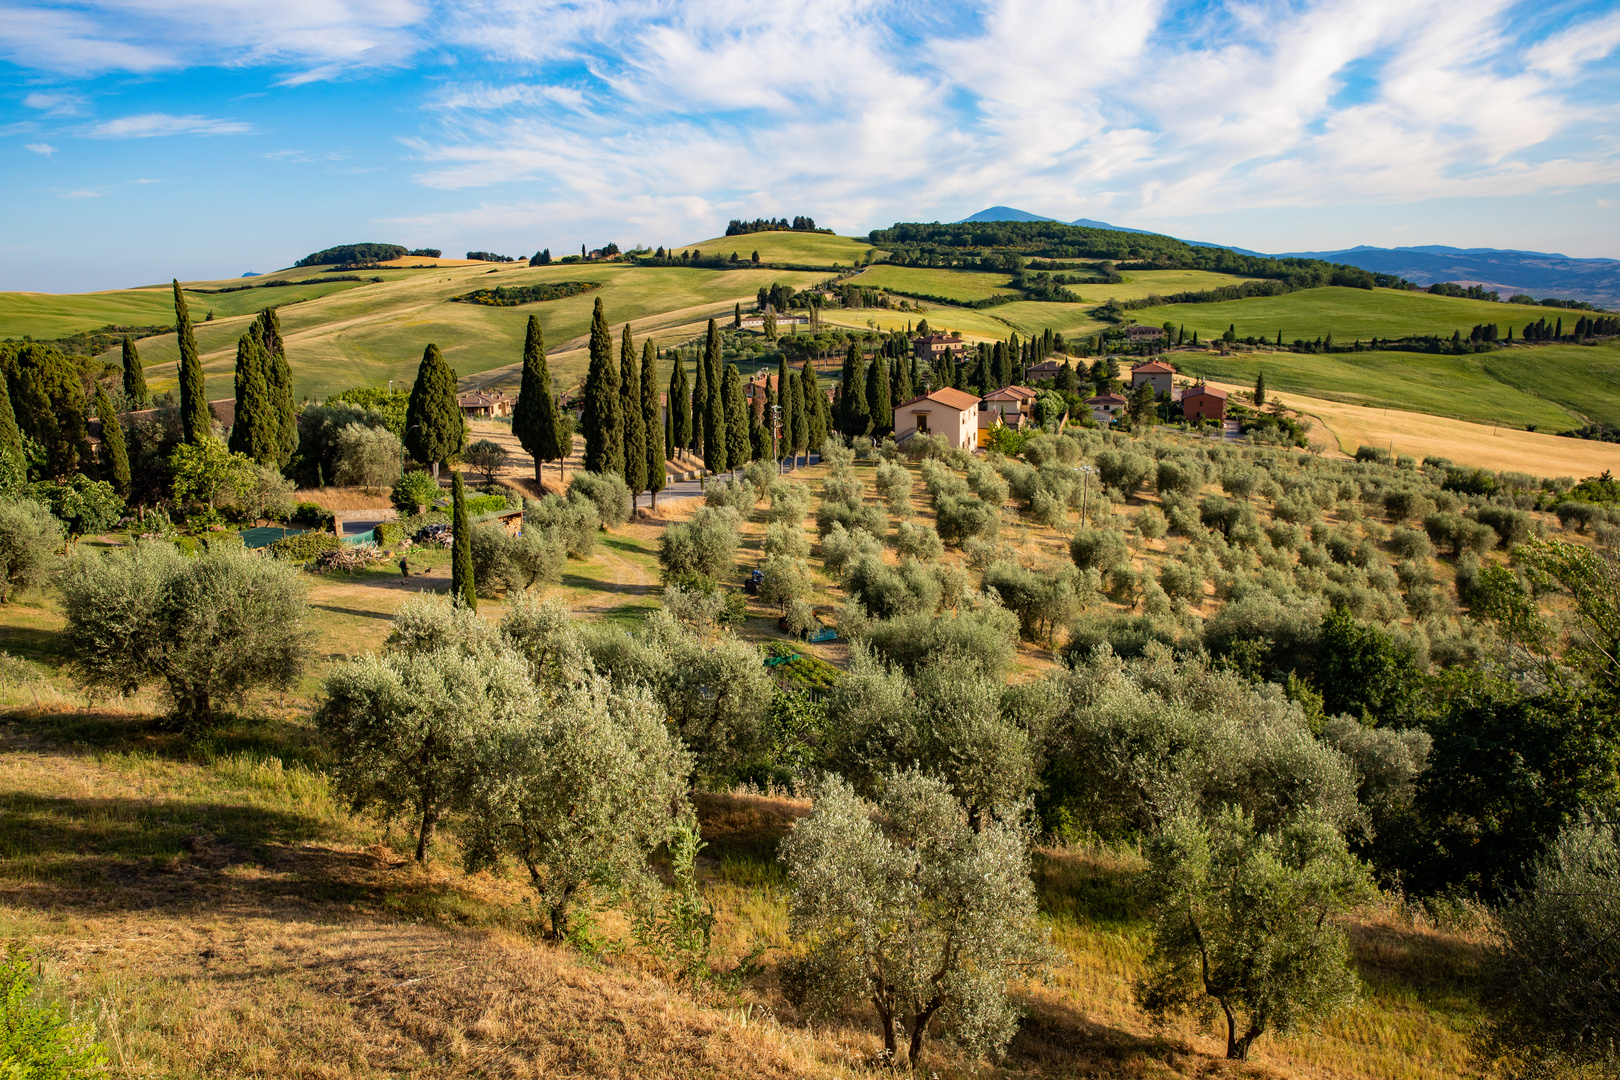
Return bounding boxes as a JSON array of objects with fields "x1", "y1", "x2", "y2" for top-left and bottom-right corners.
[
  {"x1": 685, "y1": 230, "x2": 880, "y2": 266},
  {"x1": 1150, "y1": 286, "x2": 1559, "y2": 343}
]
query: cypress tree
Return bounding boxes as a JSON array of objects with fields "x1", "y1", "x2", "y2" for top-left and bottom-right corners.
[
  {"x1": 405, "y1": 343, "x2": 464, "y2": 479},
  {"x1": 451, "y1": 470, "x2": 477, "y2": 612},
  {"x1": 94, "y1": 387, "x2": 131, "y2": 498},
  {"x1": 690, "y1": 344, "x2": 707, "y2": 459},
  {"x1": 668, "y1": 353, "x2": 691, "y2": 465},
  {"x1": 895, "y1": 355, "x2": 914, "y2": 405},
  {"x1": 14, "y1": 346, "x2": 91, "y2": 479},
  {"x1": 778, "y1": 360, "x2": 795, "y2": 467},
  {"x1": 253, "y1": 308, "x2": 296, "y2": 466},
  {"x1": 642, "y1": 340, "x2": 666, "y2": 507},
  {"x1": 121, "y1": 335, "x2": 148, "y2": 408},
  {"x1": 513, "y1": 315, "x2": 568, "y2": 487},
  {"x1": 733, "y1": 302, "x2": 742, "y2": 328},
  {"x1": 867, "y1": 349, "x2": 892, "y2": 435},
  {"x1": 786, "y1": 371, "x2": 804, "y2": 465},
  {"x1": 174, "y1": 279, "x2": 210, "y2": 444},
  {"x1": 837, "y1": 342, "x2": 858, "y2": 431},
  {"x1": 723, "y1": 363, "x2": 749, "y2": 469},
  {"x1": 582, "y1": 297, "x2": 622, "y2": 476},
  {"x1": 0, "y1": 374, "x2": 24, "y2": 481},
  {"x1": 228, "y1": 332, "x2": 278, "y2": 465},
  {"x1": 702, "y1": 320, "x2": 728, "y2": 475},
  {"x1": 800, "y1": 358, "x2": 826, "y2": 455},
  {"x1": 1254, "y1": 371, "x2": 1266, "y2": 408},
  {"x1": 620, "y1": 324, "x2": 647, "y2": 499},
  {"x1": 1277, "y1": 329, "x2": 1283, "y2": 346},
  {"x1": 844, "y1": 343, "x2": 870, "y2": 436}
]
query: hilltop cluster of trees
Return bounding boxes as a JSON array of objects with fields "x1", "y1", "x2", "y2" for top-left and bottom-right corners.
[
  {"x1": 466, "y1": 251, "x2": 517, "y2": 262},
  {"x1": 294, "y1": 243, "x2": 406, "y2": 267},
  {"x1": 724, "y1": 216, "x2": 828, "y2": 235},
  {"x1": 449, "y1": 281, "x2": 599, "y2": 307},
  {"x1": 869, "y1": 220, "x2": 1411, "y2": 291}
]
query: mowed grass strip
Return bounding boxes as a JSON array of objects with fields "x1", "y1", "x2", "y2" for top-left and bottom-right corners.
[
  {"x1": 1152, "y1": 286, "x2": 1562, "y2": 343},
  {"x1": 852, "y1": 265, "x2": 1022, "y2": 303}
]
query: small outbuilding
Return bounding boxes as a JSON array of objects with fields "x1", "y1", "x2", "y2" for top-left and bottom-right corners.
[{"x1": 1181, "y1": 383, "x2": 1228, "y2": 422}]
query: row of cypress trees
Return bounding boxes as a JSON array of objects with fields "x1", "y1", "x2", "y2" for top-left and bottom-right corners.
[
  {"x1": 571, "y1": 298, "x2": 669, "y2": 507},
  {"x1": 227, "y1": 308, "x2": 298, "y2": 467}
]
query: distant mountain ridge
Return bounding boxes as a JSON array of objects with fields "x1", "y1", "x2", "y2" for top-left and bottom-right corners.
[{"x1": 954, "y1": 207, "x2": 1618, "y2": 306}]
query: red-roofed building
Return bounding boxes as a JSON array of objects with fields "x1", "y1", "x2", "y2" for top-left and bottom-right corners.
[
  {"x1": 457, "y1": 390, "x2": 513, "y2": 418},
  {"x1": 895, "y1": 386, "x2": 981, "y2": 450},
  {"x1": 1129, "y1": 359, "x2": 1176, "y2": 397},
  {"x1": 1085, "y1": 392, "x2": 1128, "y2": 424},
  {"x1": 979, "y1": 385, "x2": 1038, "y2": 429},
  {"x1": 1181, "y1": 383, "x2": 1228, "y2": 422},
  {"x1": 913, "y1": 333, "x2": 968, "y2": 363}
]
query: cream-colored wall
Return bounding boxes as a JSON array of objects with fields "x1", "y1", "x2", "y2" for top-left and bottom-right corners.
[{"x1": 897, "y1": 401, "x2": 978, "y2": 450}]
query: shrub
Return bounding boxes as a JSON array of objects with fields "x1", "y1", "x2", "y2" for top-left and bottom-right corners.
[
  {"x1": 333, "y1": 423, "x2": 403, "y2": 489},
  {"x1": 1070, "y1": 526, "x2": 1129, "y2": 572},
  {"x1": 763, "y1": 521, "x2": 811, "y2": 559},
  {"x1": 463, "y1": 438, "x2": 508, "y2": 483},
  {"x1": 759, "y1": 554, "x2": 814, "y2": 610},
  {"x1": 1423, "y1": 512, "x2": 1498, "y2": 558},
  {"x1": 894, "y1": 521, "x2": 944, "y2": 561},
  {"x1": 372, "y1": 521, "x2": 404, "y2": 546},
  {"x1": 526, "y1": 493, "x2": 598, "y2": 558},
  {"x1": 1133, "y1": 505, "x2": 1168, "y2": 543},
  {"x1": 0, "y1": 498, "x2": 62, "y2": 602},
  {"x1": 1474, "y1": 505, "x2": 1532, "y2": 547},
  {"x1": 0, "y1": 945, "x2": 107, "y2": 1075},
  {"x1": 872, "y1": 459, "x2": 913, "y2": 516},
  {"x1": 983, "y1": 560, "x2": 1079, "y2": 643},
  {"x1": 815, "y1": 497, "x2": 885, "y2": 539},
  {"x1": 820, "y1": 521, "x2": 884, "y2": 579},
  {"x1": 268, "y1": 531, "x2": 341, "y2": 562},
  {"x1": 1158, "y1": 561, "x2": 1205, "y2": 604},
  {"x1": 1388, "y1": 526, "x2": 1433, "y2": 560},
  {"x1": 1064, "y1": 612, "x2": 1177, "y2": 661},
  {"x1": 1094, "y1": 448, "x2": 1153, "y2": 496},
  {"x1": 391, "y1": 470, "x2": 441, "y2": 514},
  {"x1": 1555, "y1": 501, "x2": 1602, "y2": 532},
  {"x1": 706, "y1": 476, "x2": 756, "y2": 515},
  {"x1": 569, "y1": 470, "x2": 631, "y2": 529},
  {"x1": 1022, "y1": 432, "x2": 1079, "y2": 466},
  {"x1": 61, "y1": 543, "x2": 309, "y2": 729},
  {"x1": 933, "y1": 495, "x2": 998, "y2": 546},
  {"x1": 902, "y1": 432, "x2": 950, "y2": 461},
  {"x1": 292, "y1": 501, "x2": 335, "y2": 527},
  {"x1": 856, "y1": 600, "x2": 1020, "y2": 679},
  {"x1": 766, "y1": 478, "x2": 812, "y2": 525},
  {"x1": 965, "y1": 463, "x2": 1009, "y2": 506},
  {"x1": 658, "y1": 506, "x2": 740, "y2": 585},
  {"x1": 781, "y1": 772, "x2": 1046, "y2": 1070},
  {"x1": 742, "y1": 459, "x2": 776, "y2": 500}
]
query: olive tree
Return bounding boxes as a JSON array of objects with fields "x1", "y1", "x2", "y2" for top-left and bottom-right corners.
[
  {"x1": 1136, "y1": 807, "x2": 1371, "y2": 1060},
  {"x1": 60, "y1": 543, "x2": 308, "y2": 728},
  {"x1": 0, "y1": 499, "x2": 62, "y2": 602},
  {"x1": 332, "y1": 422, "x2": 403, "y2": 489},
  {"x1": 463, "y1": 437, "x2": 508, "y2": 483},
  {"x1": 1476, "y1": 812, "x2": 1620, "y2": 1079},
  {"x1": 461, "y1": 673, "x2": 692, "y2": 938},
  {"x1": 759, "y1": 553, "x2": 813, "y2": 611},
  {"x1": 317, "y1": 639, "x2": 531, "y2": 862},
  {"x1": 872, "y1": 459, "x2": 914, "y2": 517},
  {"x1": 658, "y1": 506, "x2": 740, "y2": 585},
  {"x1": 781, "y1": 772, "x2": 1047, "y2": 1069}
]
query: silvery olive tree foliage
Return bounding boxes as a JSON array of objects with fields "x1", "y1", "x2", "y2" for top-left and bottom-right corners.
[
  {"x1": 60, "y1": 542, "x2": 308, "y2": 729},
  {"x1": 1135, "y1": 807, "x2": 1371, "y2": 1060},
  {"x1": 781, "y1": 771, "x2": 1048, "y2": 1069}
]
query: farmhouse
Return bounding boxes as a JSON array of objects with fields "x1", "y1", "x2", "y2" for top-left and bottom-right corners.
[
  {"x1": 1085, "y1": 392, "x2": 1128, "y2": 424},
  {"x1": 979, "y1": 385, "x2": 1038, "y2": 430},
  {"x1": 895, "y1": 387, "x2": 980, "y2": 450},
  {"x1": 1130, "y1": 359, "x2": 1176, "y2": 397},
  {"x1": 913, "y1": 333, "x2": 968, "y2": 363},
  {"x1": 457, "y1": 390, "x2": 513, "y2": 418},
  {"x1": 1026, "y1": 358, "x2": 1068, "y2": 382},
  {"x1": 1181, "y1": 383, "x2": 1228, "y2": 422},
  {"x1": 1127, "y1": 324, "x2": 1167, "y2": 343}
]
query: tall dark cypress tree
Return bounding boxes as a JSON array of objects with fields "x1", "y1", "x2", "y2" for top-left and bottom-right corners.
[
  {"x1": 776, "y1": 355, "x2": 793, "y2": 465},
  {"x1": 451, "y1": 470, "x2": 476, "y2": 612},
  {"x1": 513, "y1": 315, "x2": 568, "y2": 487},
  {"x1": 642, "y1": 340, "x2": 666, "y2": 507},
  {"x1": 620, "y1": 324, "x2": 647, "y2": 500},
  {"x1": 121, "y1": 335, "x2": 148, "y2": 408},
  {"x1": 174, "y1": 279, "x2": 210, "y2": 444},
  {"x1": 94, "y1": 387, "x2": 131, "y2": 497},
  {"x1": 867, "y1": 350, "x2": 892, "y2": 436},
  {"x1": 785, "y1": 371, "x2": 803, "y2": 467},
  {"x1": 800, "y1": 358, "x2": 826, "y2": 455},
  {"x1": 228, "y1": 332, "x2": 278, "y2": 465},
  {"x1": 702, "y1": 320, "x2": 727, "y2": 475},
  {"x1": 405, "y1": 343, "x2": 464, "y2": 479},
  {"x1": 668, "y1": 354, "x2": 691, "y2": 465},
  {"x1": 1002, "y1": 333, "x2": 1019, "y2": 388},
  {"x1": 837, "y1": 342, "x2": 858, "y2": 431},
  {"x1": 844, "y1": 343, "x2": 870, "y2": 436},
  {"x1": 0, "y1": 374, "x2": 25, "y2": 484},
  {"x1": 582, "y1": 297, "x2": 622, "y2": 477},
  {"x1": 895, "y1": 355, "x2": 914, "y2": 406},
  {"x1": 690, "y1": 344, "x2": 707, "y2": 460},
  {"x1": 1254, "y1": 371, "x2": 1266, "y2": 408},
  {"x1": 723, "y1": 363, "x2": 749, "y2": 469},
  {"x1": 253, "y1": 308, "x2": 296, "y2": 466}
]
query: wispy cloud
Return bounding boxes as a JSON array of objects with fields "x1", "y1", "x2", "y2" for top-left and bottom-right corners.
[
  {"x1": 22, "y1": 90, "x2": 87, "y2": 115},
  {"x1": 85, "y1": 113, "x2": 251, "y2": 138},
  {"x1": 54, "y1": 188, "x2": 103, "y2": 198},
  {"x1": 24, "y1": 142, "x2": 55, "y2": 156}
]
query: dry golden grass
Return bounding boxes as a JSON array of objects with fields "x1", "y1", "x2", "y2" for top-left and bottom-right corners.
[
  {"x1": 293, "y1": 486, "x2": 398, "y2": 512},
  {"x1": 1211, "y1": 381, "x2": 1620, "y2": 477}
]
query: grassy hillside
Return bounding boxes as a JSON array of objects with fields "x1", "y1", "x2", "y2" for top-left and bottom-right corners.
[
  {"x1": 1151, "y1": 286, "x2": 1558, "y2": 343},
  {"x1": 1173, "y1": 340, "x2": 1620, "y2": 431},
  {"x1": 684, "y1": 231, "x2": 880, "y2": 267},
  {"x1": 1091, "y1": 268, "x2": 1264, "y2": 304},
  {"x1": 854, "y1": 265, "x2": 1023, "y2": 302}
]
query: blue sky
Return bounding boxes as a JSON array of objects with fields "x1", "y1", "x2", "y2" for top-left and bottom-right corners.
[{"x1": 3, "y1": 0, "x2": 1619, "y2": 292}]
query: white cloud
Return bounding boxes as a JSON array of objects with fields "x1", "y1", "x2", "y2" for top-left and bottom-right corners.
[
  {"x1": 56, "y1": 188, "x2": 103, "y2": 198},
  {"x1": 22, "y1": 90, "x2": 86, "y2": 115},
  {"x1": 1527, "y1": 9, "x2": 1620, "y2": 76},
  {"x1": 24, "y1": 142, "x2": 54, "y2": 155},
  {"x1": 0, "y1": 0, "x2": 427, "y2": 77},
  {"x1": 85, "y1": 113, "x2": 251, "y2": 137}
]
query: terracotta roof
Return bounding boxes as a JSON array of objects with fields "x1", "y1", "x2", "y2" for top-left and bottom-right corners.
[
  {"x1": 457, "y1": 390, "x2": 511, "y2": 406},
  {"x1": 983, "y1": 385, "x2": 1037, "y2": 402},
  {"x1": 896, "y1": 386, "x2": 980, "y2": 412},
  {"x1": 1132, "y1": 360, "x2": 1176, "y2": 374},
  {"x1": 1183, "y1": 384, "x2": 1229, "y2": 399},
  {"x1": 1085, "y1": 393, "x2": 1128, "y2": 405}
]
